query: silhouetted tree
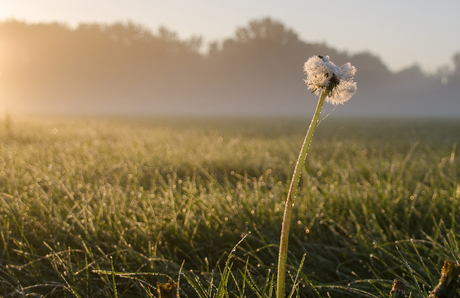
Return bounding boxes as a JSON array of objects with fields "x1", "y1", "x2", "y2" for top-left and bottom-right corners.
[
  {"x1": 453, "y1": 52, "x2": 460, "y2": 72},
  {"x1": 449, "y1": 52, "x2": 460, "y2": 84},
  {"x1": 349, "y1": 52, "x2": 392, "y2": 82},
  {"x1": 395, "y1": 64, "x2": 426, "y2": 81},
  {"x1": 0, "y1": 17, "x2": 458, "y2": 116}
]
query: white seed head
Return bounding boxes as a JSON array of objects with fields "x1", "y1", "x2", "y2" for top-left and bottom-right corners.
[{"x1": 304, "y1": 55, "x2": 357, "y2": 105}]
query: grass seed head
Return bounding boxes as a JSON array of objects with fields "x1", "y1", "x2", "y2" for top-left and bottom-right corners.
[
  {"x1": 157, "y1": 279, "x2": 178, "y2": 298},
  {"x1": 389, "y1": 279, "x2": 406, "y2": 298},
  {"x1": 429, "y1": 260, "x2": 460, "y2": 298}
]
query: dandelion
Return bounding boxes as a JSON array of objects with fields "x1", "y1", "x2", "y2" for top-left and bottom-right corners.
[
  {"x1": 304, "y1": 55, "x2": 357, "y2": 105},
  {"x1": 276, "y1": 56, "x2": 356, "y2": 298}
]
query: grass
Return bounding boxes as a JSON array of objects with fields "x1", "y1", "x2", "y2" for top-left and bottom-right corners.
[{"x1": 0, "y1": 115, "x2": 459, "y2": 297}]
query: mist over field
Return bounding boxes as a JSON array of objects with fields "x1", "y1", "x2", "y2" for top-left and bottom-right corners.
[{"x1": 1, "y1": 17, "x2": 459, "y2": 117}]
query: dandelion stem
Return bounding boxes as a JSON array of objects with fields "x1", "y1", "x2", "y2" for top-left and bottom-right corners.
[{"x1": 277, "y1": 89, "x2": 327, "y2": 298}]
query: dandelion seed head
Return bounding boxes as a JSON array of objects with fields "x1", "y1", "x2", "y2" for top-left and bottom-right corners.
[{"x1": 304, "y1": 55, "x2": 357, "y2": 105}]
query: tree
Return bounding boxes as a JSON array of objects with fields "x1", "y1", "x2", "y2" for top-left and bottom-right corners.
[
  {"x1": 234, "y1": 17, "x2": 299, "y2": 45},
  {"x1": 453, "y1": 52, "x2": 460, "y2": 73}
]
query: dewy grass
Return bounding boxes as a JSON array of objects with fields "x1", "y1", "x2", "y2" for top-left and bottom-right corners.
[
  {"x1": 277, "y1": 55, "x2": 357, "y2": 298},
  {"x1": 0, "y1": 115, "x2": 460, "y2": 297}
]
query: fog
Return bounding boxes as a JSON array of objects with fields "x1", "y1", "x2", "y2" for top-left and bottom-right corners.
[{"x1": 1, "y1": 18, "x2": 459, "y2": 117}]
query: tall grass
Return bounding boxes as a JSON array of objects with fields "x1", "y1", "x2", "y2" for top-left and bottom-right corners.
[{"x1": 0, "y1": 115, "x2": 459, "y2": 297}]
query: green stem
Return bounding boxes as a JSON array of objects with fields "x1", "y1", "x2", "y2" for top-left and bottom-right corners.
[{"x1": 276, "y1": 90, "x2": 327, "y2": 298}]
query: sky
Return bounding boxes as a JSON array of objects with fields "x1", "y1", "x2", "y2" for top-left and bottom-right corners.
[{"x1": 1, "y1": 0, "x2": 460, "y2": 73}]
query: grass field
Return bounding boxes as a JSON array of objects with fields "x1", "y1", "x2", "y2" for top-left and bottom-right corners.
[{"x1": 0, "y1": 115, "x2": 459, "y2": 297}]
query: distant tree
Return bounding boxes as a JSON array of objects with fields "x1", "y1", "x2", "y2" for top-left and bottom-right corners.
[
  {"x1": 0, "y1": 19, "x2": 206, "y2": 111},
  {"x1": 447, "y1": 52, "x2": 460, "y2": 84},
  {"x1": 349, "y1": 51, "x2": 392, "y2": 81},
  {"x1": 1, "y1": 18, "x2": 456, "y2": 116},
  {"x1": 207, "y1": 18, "x2": 305, "y2": 80},
  {"x1": 234, "y1": 18, "x2": 299, "y2": 45},
  {"x1": 395, "y1": 64, "x2": 426, "y2": 81},
  {"x1": 103, "y1": 21, "x2": 152, "y2": 44},
  {"x1": 453, "y1": 52, "x2": 460, "y2": 73}
]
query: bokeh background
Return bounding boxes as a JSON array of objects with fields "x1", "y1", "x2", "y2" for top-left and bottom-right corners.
[{"x1": 1, "y1": 0, "x2": 459, "y2": 117}]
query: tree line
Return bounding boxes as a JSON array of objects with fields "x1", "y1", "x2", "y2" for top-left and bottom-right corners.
[{"x1": 0, "y1": 18, "x2": 459, "y2": 116}]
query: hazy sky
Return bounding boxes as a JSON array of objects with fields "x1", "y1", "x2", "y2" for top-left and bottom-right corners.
[{"x1": 1, "y1": 0, "x2": 459, "y2": 73}]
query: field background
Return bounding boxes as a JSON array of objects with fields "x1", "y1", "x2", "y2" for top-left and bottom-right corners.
[{"x1": 0, "y1": 116, "x2": 459, "y2": 297}]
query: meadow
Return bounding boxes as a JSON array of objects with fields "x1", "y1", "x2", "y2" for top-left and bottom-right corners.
[{"x1": 0, "y1": 115, "x2": 459, "y2": 297}]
